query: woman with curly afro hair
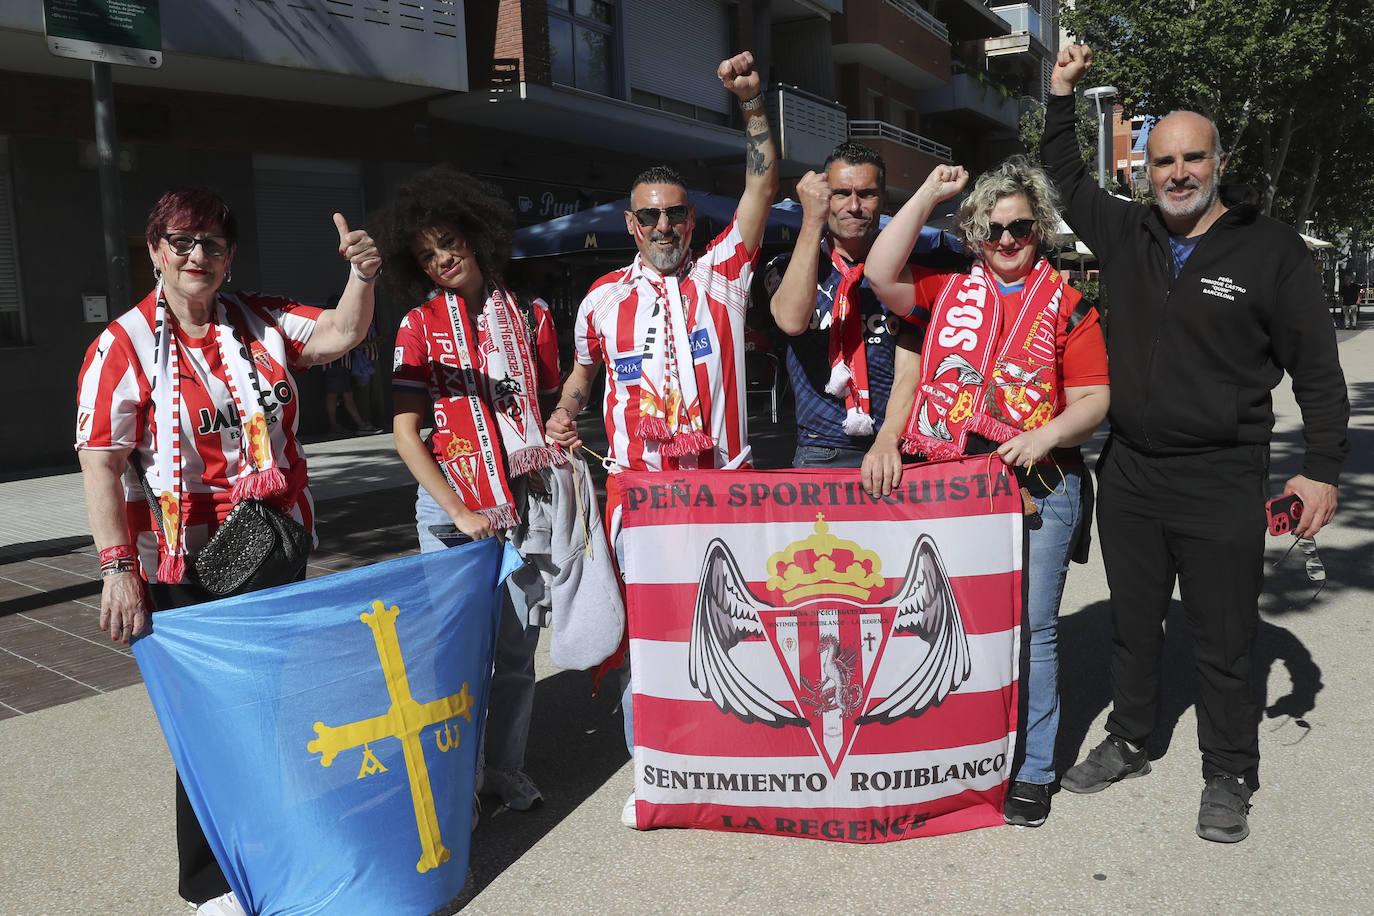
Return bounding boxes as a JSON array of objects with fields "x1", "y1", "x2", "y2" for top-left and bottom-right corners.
[{"x1": 374, "y1": 164, "x2": 563, "y2": 814}]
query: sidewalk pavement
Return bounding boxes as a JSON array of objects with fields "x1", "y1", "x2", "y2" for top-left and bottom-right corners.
[{"x1": 2, "y1": 327, "x2": 1371, "y2": 914}]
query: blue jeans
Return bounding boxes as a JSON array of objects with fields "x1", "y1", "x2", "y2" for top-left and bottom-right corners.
[
  {"x1": 415, "y1": 485, "x2": 539, "y2": 772},
  {"x1": 792, "y1": 442, "x2": 869, "y2": 469},
  {"x1": 1017, "y1": 468, "x2": 1083, "y2": 786}
]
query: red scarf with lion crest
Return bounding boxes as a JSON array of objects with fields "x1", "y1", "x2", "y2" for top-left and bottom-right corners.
[{"x1": 902, "y1": 259, "x2": 1067, "y2": 460}]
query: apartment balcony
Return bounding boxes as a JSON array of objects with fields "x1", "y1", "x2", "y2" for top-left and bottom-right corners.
[
  {"x1": 984, "y1": 3, "x2": 1050, "y2": 59},
  {"x1": 847, "y1": 120, "x2": 951, "y2": 192},
  {"x1": 918, "y1": 72, "x2": 1020, "y2": 131},
  {"x1": 832, "y1": 0, "x2": 952, "y2": 92},
  {"x1": 941, "y1": 0, "x2": 1014, "y2": 42},
  {"x1": 0, "y1": 0, "x2": 468, "y2": 106},
  {"x1": 766, "y1": 84, "x2": 850, "y2": 169},
  {"x1": 431, "y1": 73, "x2": 745, "y2": 161}
]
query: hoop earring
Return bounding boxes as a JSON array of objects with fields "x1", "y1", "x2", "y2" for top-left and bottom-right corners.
[
  {"x1": 152, "y1": 267, "x2": 162, "y2": 280},
  {"x1": 225, "y1": 269, "x2": 233, "y2": 284}
]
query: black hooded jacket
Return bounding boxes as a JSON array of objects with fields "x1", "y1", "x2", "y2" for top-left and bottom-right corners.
[{"x1": 1041, "y1": 93, "x2": 1349, "y2": 484}]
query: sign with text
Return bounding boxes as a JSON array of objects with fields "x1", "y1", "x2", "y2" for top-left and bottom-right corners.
[
  {"x1": 620, "y1": 457, "x2": 1024, "y2": 841},
  {"x1": 44, "y1": 0, "x2": 162, "y2": 69}
]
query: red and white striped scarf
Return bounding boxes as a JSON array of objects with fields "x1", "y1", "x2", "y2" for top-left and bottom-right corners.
[
  {"x1": 821, "y1": 240, "x2": 874, "y2": 437},
  {"x1": 903, "y1": 259, "x2": 1067, "y2": 460},
  {"x1": 635, "y1": 267, "x2": 713, "y2": 458},
  {"x1": 428, "y1": 285, "x2": 565, "y2": 528},
  {"x1": 147, "y1": 282, "x2": 287, "y2": 583}
]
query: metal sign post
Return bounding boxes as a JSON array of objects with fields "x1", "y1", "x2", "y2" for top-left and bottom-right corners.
[{"x1": 43, "y1": 1, "x2": 162, "y2": 319}]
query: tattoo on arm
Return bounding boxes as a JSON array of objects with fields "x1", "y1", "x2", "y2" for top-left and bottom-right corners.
[
  {"x1": 745, "y1": 117, "x2": 773, "y2": 177},
  {"x1": 570, "y1": 388, "x2": 586, "y2": 405}
]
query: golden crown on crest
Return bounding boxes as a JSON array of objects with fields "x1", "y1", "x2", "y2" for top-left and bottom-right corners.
[{"x1": 764, "y1": 514, "x2": 885, "y2": 604}]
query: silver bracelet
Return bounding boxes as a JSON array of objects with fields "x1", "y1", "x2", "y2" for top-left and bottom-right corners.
[
  {"x1": 739, "y1": 93, "x2": 764, "y2": 110},
  {"x1": 351, "y1": 262, "x2": 379, "y2": 284}
]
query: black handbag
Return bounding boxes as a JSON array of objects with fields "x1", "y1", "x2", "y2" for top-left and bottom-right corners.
[
  {"x1": 191, "y1": 496, "x2": 312, "y2": 597},
  {"x1": 136, "y1": 462, "x2": 311, "y2": 597}
]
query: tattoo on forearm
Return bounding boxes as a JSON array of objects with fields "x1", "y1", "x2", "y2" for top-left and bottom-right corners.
[
  {"x1": 745, "y1": 123, "x2": 772, "y2": 176},
  {"x1": 570, "y1": 388, "x2": 586, "y2": 405}
]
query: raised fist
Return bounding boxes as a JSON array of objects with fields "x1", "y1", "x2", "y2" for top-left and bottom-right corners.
[
  {"x1": 920, "y1": 164, "x2": 969, "y2": 204},
  {"x1": 1051, "y1": 44, "x2": 1093, "y2": 95},
  {"x1": 718, "y1": 51, "x2": 761, "y2": 101}
]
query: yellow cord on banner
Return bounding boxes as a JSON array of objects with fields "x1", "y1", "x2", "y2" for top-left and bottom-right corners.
[
  {"x1": 577, "y1": 442, "x2": 616, "y2": 470},
  {"x1": 979, "y1": 429, "x2": 1068, "y2": 519}
]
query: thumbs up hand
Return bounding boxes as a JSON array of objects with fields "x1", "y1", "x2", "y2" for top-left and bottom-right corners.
[{"x1": 334, "y1": 212, "x2": 381, "y2": 282}]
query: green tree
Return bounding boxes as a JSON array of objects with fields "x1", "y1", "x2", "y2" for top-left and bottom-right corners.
[{"x1": 1060, "y1": 0, "x2": 1374, "y2": 245}]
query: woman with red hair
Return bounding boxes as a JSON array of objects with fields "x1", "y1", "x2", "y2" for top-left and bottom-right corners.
[{"x1": 75, "y1": 186, "x2": 379, "y2": 915}]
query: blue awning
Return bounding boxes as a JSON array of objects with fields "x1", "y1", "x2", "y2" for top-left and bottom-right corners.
[{"x1": 512, "y1": 191, "x2": 961, "y2": 258}]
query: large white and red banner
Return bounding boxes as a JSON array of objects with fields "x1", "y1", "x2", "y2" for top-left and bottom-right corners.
[{"x1": 620, "y1": 456, "x2": 1023, "y2": 841}]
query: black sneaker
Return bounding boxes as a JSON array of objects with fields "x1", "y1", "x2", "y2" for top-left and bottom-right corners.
[
  {"x1": 1004, "y1": 780, "x2": 1051, "y2": 827},
  {"x1": 1197, "y1": 774, "x2": 1251, "y2": 843},
  {"x1": 1061, "y1": 735, "x2": 1151, "y2": 794}
]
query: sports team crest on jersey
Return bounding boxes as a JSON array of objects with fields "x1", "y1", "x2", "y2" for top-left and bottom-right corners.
[
  {"x1": 621, "y1": 457, "x2": 1022, "y2": 842},
  {"x1": 249, "y1": 340, "x2": 273, "y2": 370}
]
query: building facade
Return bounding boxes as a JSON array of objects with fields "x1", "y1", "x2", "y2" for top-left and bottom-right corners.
[{"x1": 0, "y1": 0, "x2": 1054, "y2": 469}]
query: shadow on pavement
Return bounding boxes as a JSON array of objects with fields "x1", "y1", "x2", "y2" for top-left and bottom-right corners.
[
  {"x1": 441, "y1": 668, "x2": 629, "y2": 912},
  {"x1": 0, "y1": 534, "x2": 93, "y2": 563},
  {"x1": 1056, "y1": 600, "x2": 1328, "y2": 781}
]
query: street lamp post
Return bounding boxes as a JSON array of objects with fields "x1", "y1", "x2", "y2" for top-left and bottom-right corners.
[{"x1": 1085, "y1": 85, "x2": 1118, "y2": 190}]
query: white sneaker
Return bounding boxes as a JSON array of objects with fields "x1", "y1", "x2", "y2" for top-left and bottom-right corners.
[
  {"x1": 483, "y1": 767, "x2": 543, "y2": 811},
  {"x1": 196, "y1": 891, "x2": 248, "y2": 916},
  {"x1": 621, "y1": 791, "x2": 638, "y2": 829}
]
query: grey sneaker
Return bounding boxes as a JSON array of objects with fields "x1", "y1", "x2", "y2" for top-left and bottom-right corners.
[
  {"x1": 483, "y1": 767, "x2": 543, "y2": 811},
  {"x1": 1197, "y1": 774, "x2": 1251, "y2": 843},
  {"x1": 1061, "y1": 735, "x2": 1151, "y2": 794}
]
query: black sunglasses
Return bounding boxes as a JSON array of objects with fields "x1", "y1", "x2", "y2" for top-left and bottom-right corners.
[
  {"x1": 985, "y1": 219, "x2": 1037, "y2": 243},
  {"x1": 632, "y1": 205, "x2": 691, "y2": 227},
  {"x1": 163, "y1": 233, "x2": 230, "y2": 257}
]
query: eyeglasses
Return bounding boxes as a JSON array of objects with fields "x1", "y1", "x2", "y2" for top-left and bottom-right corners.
[
  {"x1": 1274, "y1": 534, "x2": 1326, "y2": 602},
  {"x1": 163, "y1": 234, "x2": 230, "y2": 257},
  {"x1": 632, "y1": 205, "x2": 691, "y2": 227},
  {"x1": 985, "y1": 219, "x2": 1036, "y2": 243}
]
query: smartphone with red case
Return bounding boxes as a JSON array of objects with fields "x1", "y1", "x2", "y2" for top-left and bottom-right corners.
[{"x1": 1265, "y1": 494, "x2": 1303, "y2": 536}]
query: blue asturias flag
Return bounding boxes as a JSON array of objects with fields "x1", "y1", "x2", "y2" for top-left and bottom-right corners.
[{"x1": 133, "y1": 539, "x2": 523, "y2": 915}]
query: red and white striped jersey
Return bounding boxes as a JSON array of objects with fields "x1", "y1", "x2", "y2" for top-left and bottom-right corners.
[
  {"x1": 75, "y1": 289, "x2": 323, "y2": 579},
  {"x1": 575, "y1": 219, "x2": 757, "y2": 472}
]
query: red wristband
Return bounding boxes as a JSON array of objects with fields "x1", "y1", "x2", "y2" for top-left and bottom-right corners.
[{"x1": 99, "y1": 545, "x2": 137, "y2": 564}]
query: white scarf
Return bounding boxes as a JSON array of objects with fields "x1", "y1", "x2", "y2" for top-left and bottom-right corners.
[
  {"x1": 635, "y1": 265, "x2": 713, "y2": 457},
  {"x1": 147, "y1": 281, "x2": 286, "y2": 582}
]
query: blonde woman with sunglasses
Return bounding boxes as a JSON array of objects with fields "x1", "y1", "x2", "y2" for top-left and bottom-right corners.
[{"x1": 865, "y1": 158, "x2": 1110, "y2": 830}]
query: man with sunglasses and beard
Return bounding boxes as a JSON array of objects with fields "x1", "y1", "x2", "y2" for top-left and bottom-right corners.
[
  {"x1": 545, "y1": 51, "x2": 779, "y2": 827},
  {"x1": 1044, "y1": 45, "x2": 1349, "y2": 844}
]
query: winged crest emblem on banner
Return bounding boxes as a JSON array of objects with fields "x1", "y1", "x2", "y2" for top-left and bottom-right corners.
[{"x1": 688, "y1": 515, "x2": 972, "y2": 774}]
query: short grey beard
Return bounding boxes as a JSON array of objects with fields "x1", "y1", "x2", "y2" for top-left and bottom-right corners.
[
  {"x1": 1158, "y1": 162, "x2": 1221, "y2": 222},
  {"x1": 644, "y1": 236, "x2": 687, "y2": 273}
]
